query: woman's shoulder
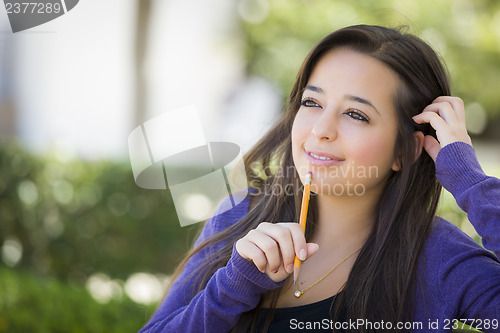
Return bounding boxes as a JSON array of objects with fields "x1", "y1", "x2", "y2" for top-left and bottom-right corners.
[{"x1": 205, "y1": 188, "x2": 259, "y2": 234}]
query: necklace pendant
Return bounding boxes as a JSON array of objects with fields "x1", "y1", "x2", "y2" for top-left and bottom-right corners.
[{"x1": 294, "y1": 290, "x2": 303, "y2": 298}]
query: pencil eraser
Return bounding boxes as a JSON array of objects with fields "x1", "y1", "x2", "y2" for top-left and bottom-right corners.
[
  {"x1": 305, "y1": 171, "x2": 312, "y2": 184},
  {"x1": 306, "y1": 171, "x2": 312, "y2": 176}
]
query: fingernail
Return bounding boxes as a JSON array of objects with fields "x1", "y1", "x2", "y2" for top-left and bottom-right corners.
[
  {"x1": 273, "y1": 269, "x2": 279, "y2": 274},
  {"x1": 299, "y1": 249, "x2": 307, "y2": 261},
  {"x1": 286, "y1": 264, "x2": 294, "y2": 273}
]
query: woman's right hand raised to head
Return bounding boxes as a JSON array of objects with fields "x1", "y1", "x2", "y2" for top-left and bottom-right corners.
[{"x1": 235, "y1": 222, "x2": 320, "y2": 282}]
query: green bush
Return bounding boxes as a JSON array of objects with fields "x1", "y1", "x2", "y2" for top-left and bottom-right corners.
[
  {"x1": 0, "y1": 267, "x2": 155, "y2": 333},
  {"x1": 0, "y1": 141, "x2": 202, "y2": 283}
]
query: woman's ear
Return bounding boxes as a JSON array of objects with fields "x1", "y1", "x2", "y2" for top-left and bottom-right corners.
[
  {"x1": 413, "y1": 131, "x2": 425, "y2": 162},
  {"x1": 391, "y1": 131, "x2": 425, "y2": 172},
  {"x1": 391, "y1": 150, "x2": 402, "y2": 172}
]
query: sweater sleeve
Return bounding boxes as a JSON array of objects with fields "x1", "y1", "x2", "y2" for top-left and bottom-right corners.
[
  {"x1": 138, "y1": 195, "x2": 284, "y2": 333},
  {"x1": 432, "y1": 142, "x2": 500, "y2": 330},
  {"x1": 435, "y1": 141, "x2": 500, "y2": 256}
]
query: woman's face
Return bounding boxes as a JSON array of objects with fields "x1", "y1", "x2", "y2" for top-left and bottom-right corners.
[{"x1": 291, "y1": 48, "x2": 401, "y2": 196}]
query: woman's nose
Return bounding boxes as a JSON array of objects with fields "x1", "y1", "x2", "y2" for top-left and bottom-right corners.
[{"x1": 311, "y1": 111, "x2": 337, "y2": 141}]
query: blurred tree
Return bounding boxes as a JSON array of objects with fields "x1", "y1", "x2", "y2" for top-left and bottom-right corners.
[
  {"x1": 0, "y1": 33, "x2": 15, "y2": 141},
  {"x1": 134, "y1": 0, "x2": 152, "y2": 127}
]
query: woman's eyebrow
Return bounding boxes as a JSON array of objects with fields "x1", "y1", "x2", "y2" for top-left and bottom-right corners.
[
  {"x1": 304, "y1": 85, "x2": 323, "y2": 94},
  {"x1": 345, "y1": 94, "x2": 380, "y2": 115},
  {"x1": 304, "y1": 85, "x2": 380, "y2": 116}
]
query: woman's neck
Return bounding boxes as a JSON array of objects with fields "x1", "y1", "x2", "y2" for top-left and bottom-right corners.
[{"x1": 310, "y1": 189, "x2": 380, "y2": 249}]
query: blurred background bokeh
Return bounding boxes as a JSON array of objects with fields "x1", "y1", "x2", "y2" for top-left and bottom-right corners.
[{"x1": 1, "y1": 0, "x2": 499, "y2": 332}]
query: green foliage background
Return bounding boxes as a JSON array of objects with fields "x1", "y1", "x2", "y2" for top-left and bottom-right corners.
[
  {"x1": 0, "y1": 142, "x2": 202, "y2": 281},
  {"x1": 0, "y1": 266, "x2": 155, "y2": 333},
  {"x1": 0, "y1": 142, "x2": 201, "y2": 332}
]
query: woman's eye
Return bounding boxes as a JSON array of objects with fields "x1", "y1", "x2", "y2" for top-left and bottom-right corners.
[
  {"x1": 300, "y1": 98, "x2": 320, "y2": 108},
  {"x1": 345, "y1": 109, "x2": 369, "y2": 123}
]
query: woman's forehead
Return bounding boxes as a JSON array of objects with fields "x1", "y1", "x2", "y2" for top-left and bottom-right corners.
[{"x1": 306, "y1": 48, "x2": 399, "y2": 112}]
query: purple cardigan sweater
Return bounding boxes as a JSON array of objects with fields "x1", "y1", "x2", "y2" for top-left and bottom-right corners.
[{"x1": 140, "y1": 142, "x2": 500, "y2": 332}]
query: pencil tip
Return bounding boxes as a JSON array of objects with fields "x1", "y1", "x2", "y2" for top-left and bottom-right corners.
[{"x1": 293, "y1": 267, "x2": 299, "y2": 283}]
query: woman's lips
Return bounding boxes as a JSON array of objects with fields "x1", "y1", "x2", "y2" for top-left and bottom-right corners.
[{"x1": 304, "y1": 148, "x2": 344, "y2": 166}]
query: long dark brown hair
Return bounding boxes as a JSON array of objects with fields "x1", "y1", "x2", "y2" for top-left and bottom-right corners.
[{"x1": 161, "y1": 25, "x2": 450, "y2": 332}]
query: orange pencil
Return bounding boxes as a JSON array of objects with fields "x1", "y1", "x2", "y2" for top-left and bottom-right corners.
[{"x1": 293, "y1": 171, "x2": 312, "y2": 286}]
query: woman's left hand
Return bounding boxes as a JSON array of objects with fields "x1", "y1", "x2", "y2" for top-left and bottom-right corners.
[{"x1": 412, "y1": 96, "x2": 473, "y2": 161}]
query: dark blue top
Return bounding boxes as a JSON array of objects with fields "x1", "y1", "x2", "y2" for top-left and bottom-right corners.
[{"x1": 257, "y1": 294, "x2": 340, "y2": 332}]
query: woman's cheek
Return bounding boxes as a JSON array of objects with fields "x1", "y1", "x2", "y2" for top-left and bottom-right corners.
[{"x1": 349, "y1": 135, "x2": 395, "y2": 172}]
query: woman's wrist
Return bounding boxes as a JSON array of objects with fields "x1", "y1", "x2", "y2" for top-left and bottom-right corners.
[{"x1": 435, "y1": 141, "x2": 488, "y2": 197}]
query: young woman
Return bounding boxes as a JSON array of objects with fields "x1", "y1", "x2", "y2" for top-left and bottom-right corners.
[{"x1": 139, "y1": 25, "x2": 500, "y2": 332}]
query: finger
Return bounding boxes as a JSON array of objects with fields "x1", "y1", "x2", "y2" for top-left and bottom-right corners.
[
  {"x1": 423, "y1": 135, "x2": 441, "y2": 162},
  {"x1": 278, "y1": 222, "x2": 308, "y2": 261},
  {"x1": 235, "y1": 239, "x2": 267, "y2": 272},
  {"x1": 414, "y1": 111, "x2": 471, "y2": 148},
  {"x1": 257, "y1": 223, "x2": 296, "y2": 273},
  {"x1": 266, "y1": 253, "x2": 285, "y2": 274},
  {"x1": 246, "y1": 229, "x2": 282, "y2": 272},
  {"x1": 433, "y1": 96, "x2": 465, "y2": 122},
  {"x1": 306, "y1": 243, "x2": 320, "y2": 258},
  {"x1": 412, "y1": 111, "x2": 450, "y2": 142},
  {"x1": 421, "y1": 102, "x2": 458, "y2": 125}
]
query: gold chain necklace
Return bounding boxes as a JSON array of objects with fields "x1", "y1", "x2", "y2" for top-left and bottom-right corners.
[{"x1": 294, "y1": 247, "x2": 362, "y2": 298}]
